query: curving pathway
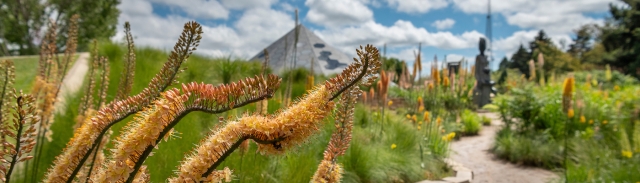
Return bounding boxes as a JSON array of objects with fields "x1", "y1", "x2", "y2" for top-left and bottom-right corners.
[
  {"x1": 54, "y1": 52, "x2": 90, "y2": 113},
  {"x1": 448, "y1": 112, "x2": 559, "y2": 183}
]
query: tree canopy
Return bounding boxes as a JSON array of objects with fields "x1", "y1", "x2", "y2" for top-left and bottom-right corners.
[
  {"x1": 599, "y1": 0, "x2": 640, "y2": 78},
  {"x1": 0, "y1": 0, "x2": 120, "y2": 56}
]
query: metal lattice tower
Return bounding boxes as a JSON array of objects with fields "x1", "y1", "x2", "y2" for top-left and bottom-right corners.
[{"x1": 485, "y1": 0, "x2": 493, "y2": 63}]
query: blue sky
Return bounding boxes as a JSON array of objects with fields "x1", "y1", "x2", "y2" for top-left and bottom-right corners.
[{"x1": 115, "y1": 0, "x2": 619, "y2": 72}]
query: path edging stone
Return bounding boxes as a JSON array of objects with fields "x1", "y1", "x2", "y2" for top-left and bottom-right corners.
[{"x1": 416, "y1": 158, "x2": 474, "y2": 183}]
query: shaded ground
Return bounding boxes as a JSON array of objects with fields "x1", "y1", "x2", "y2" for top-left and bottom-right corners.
[{"x1": 449, "y1": 112, "x2": 559, "y2": 183}]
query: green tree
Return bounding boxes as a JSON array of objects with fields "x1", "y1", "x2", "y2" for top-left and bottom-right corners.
[
  {"x1": 600, "y1": 0, "x2": 640, "y2": 78},
  {"x1": 0, "y1": 0, "x2": 120, "y2": 56},
  {"x1": 0, "y1": 0, "x2": 47, "y2": 55},
  {"x1": 508, "y1": 44, "x2": 531, "y2": 77},
  {"x1": 532, "y1": 39, "x2": 580, "y2": 74},
  {"x1": 498, "y1": 56, "x2": 509, "y2": 71},
  {"x1": 568, "y1": 24, "x2": 596, "y2": 60},
  {"x1": 529, "y1": 30, "x2": 552, "y2": 56}
]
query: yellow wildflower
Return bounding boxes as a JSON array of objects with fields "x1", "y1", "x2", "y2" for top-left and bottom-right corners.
[
  {"x1": 406, "y1": 114, "x2": 411, "y2": 119},
  {"x1": 428, "y1": 83, "x2": 434, "y2": 90},
  {"x1": 603, "y1": 120, "x2": 608, "y2": 125},
  {"x1": 622, "y1": 150, "x2": 633, "y2": 158},
  {"x1": 418, "y1": 106, "x2": 425, "y2": 112},
  {"x1": 589, "y1": 120, "x2": 594, "y2": 124},
  {"x1": 436, "y1": 117, "x2": 442, "y2": 126},
  {"x1": 614, "y1": 85, "x2": 620, "y2": 91},
  {"x1": 442, "y1": 132, "x2": 456, "y2": 141},
  {"x1": 580, "y1": 116, "x2": 586, "y2": 123},
  {"x1": 568, "y1": 108, "x2": 575, "y2": 118},
  {"x1": 391, "y1": 144, "x2": 397, "y2": 149},
  {"x1": 417, "y1": 126, "x2": 421, "y2": 130},
  {"x1": 388, "y1": 100, "x2": 393, "y2": 106},
  {"x1": 423, "y1": 111, "x2": 430, "y2": 122},
  {"x1": 412, "y1": 115, "x2": 418, "y2": 122},
  {"x1": 443, "y1": 77, "x2": 450, "y2": 87}
]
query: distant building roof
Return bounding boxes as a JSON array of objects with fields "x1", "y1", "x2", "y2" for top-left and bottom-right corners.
[{"x1": 250, "y1": 25, "x2": 353, "y2": 75}]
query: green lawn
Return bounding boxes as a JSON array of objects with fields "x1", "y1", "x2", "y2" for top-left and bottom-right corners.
[{"x1": 0, "y1": 54, "x2": 78, "y2": 92}]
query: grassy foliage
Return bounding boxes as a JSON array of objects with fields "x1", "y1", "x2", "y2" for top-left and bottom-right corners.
[
  {"x1": 493, "y1": 69, "x2": 640, "y2": 182},
  {"x1": 460, "y1": 109, "x2": 481, "y2": 135}
]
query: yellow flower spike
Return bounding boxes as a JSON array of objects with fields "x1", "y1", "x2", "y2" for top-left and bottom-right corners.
[
  {"x1": 603, "y1": 120, "x2": 608, "y2": 125},
  {"x1": 46, "y1": 21, "x2": 209, "y2": 183},
  {"x1": 417, "y1": 126, "x2": 421, "y2": 130},
  {"x1": 614, "y1": 85, "x2": 620, "y2": 91},
  {"x1": 423, "y1": 111, "x2": 430, "y2": 122},
  {"x1": 589, "y1": 120, "x2": 594, "y2": 124},
  {"x1": 580, "y1": 116, "x2": 586, "y2": 123},
  {"x1": 406, "y1": 114, "x2": 411, "y2": 119},
  {"x1": 428, "y1": 83, "x2": 434, "y2": 90},
  {"x1": 412, "y1": 115, "x2": 418, "y2": 122},
  {"x1": 388, "y1": 100, "x2": 393, "y2": 106},
  {"x1": 443, "y1": 77, "x2": 450, "y2": 87},
  {"x1": 391, "y1": 144, "x2": 397, "y2": 149},
  {"x1": 436, "y1": 117, "x2": 443, "y2": 126},
  {"x1": 171, "y1": 44, "x2": 381, "y2": 182},
  {"x1": 562, "y1": 77, "x2": 574, "y2": 112},
  {"x1": 622, "y1": 150, "x2": 632, "y2": 158},
  {"x1": 417, "y1": 96, "x2": 423, "y2": 104},
  {"x1": 567, "y1": 108, "x2": 575, "y2": 119},
  {"x1": 418, "y1": 106, "x2": 425, "y2": 112}
]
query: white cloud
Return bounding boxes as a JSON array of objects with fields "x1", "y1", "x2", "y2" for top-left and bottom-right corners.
[
  {"x1": 451, "y1": 0, "x2": 617, "y2": 34},
  {"x1": 449, "y1": 0, "x2": 617, "y2": 60},
  {"x1": 384, "y1": 0, "x2": 449, "y2": 14},
  {"x1": 305, "y1": 0, "x2": 373, "y2": 27},
  {"x1": 431, "y1": 18, "x2": 455, "y2": 30},
  {"x1": 116, "y1": 0, "x2": 294, "y2": 58},
  {"x1": 316, "y1": 20, "x2": 483, "y2": 50},
  {"x1": 493, "y1": 30, "x2": 572, "y2": 57},
  {"x1": 279, "y1": 2, "x2": 295, "y2": 12},
  {"x1": 147, "y1": 0, "x2": 229, "y2": 19},
  {"x1": 220, "y1": 0, "x2": 279, "y2": 10},
  {"x1": 505, "y1": 12, "x2": 599, "y2": 34}
]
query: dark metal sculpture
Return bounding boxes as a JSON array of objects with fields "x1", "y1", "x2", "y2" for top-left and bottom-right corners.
[{"x1": 473, "y1": 38, "x2": 496, "y2": 108}]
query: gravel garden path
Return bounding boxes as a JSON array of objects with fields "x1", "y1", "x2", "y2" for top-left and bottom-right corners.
[
  {"x1": 448, "y1": 112, "x2": 559, "y2": 183},
  {"x1": 54, "y1": 52, "x2": 90, "y2": 113}
]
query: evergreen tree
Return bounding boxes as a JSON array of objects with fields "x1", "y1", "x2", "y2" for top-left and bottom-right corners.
[
  {"x1": 498, "y1": 56, "x2": 509, "y2": 71},
  {"x1": 600, "y1": 0, "x2": 640, "y2": 78},
  {"x1": 529, "y1": 30, "x2": 553, "y2": 55},
  {"x1": 568, "y1": 24, "x2": 596, "y2": 59},
  {"x1": 509, "y1": 44, "x2": 531, "y2": 78}
]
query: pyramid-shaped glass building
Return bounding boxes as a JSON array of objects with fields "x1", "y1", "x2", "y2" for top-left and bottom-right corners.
[{"x1": 250, "y1": 25, "x2": 353, "y2": 75}]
